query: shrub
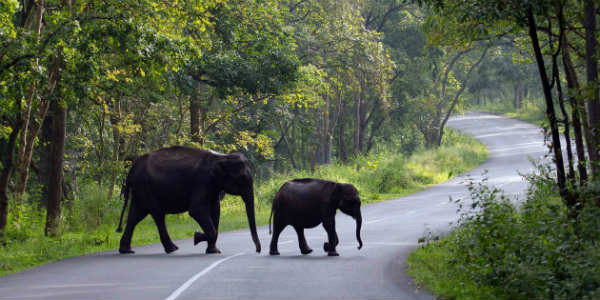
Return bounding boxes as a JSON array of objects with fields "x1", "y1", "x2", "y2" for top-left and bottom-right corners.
[{"x1": 409, "y1": 166, "x2": 600, "y2": 299}]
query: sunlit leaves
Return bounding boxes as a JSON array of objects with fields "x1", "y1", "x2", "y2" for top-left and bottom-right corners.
[{"x1": 0, "y1": 0, "x2": 17, "y2": 39}]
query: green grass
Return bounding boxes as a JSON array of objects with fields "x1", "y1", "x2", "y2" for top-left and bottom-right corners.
[{"x1": 0, "y1": 129, "x2": 487, "y2": 277}]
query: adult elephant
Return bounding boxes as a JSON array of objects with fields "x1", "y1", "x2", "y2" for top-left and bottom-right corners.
[{"x1": 116, "y1": 146, "x2": 261, "y2": 254}]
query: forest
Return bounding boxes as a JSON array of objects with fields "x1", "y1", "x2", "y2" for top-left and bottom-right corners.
[
  {"x1": 2, "y1": 0, "x2": 600, "y2": 297},
  {"x1": 0, "y1": 0, "x2": 513, "y2": 244}
]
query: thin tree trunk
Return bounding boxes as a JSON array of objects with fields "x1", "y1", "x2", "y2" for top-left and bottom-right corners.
[
  {"x1": 95, "y1": 102, "x2": 106, "y2": 186},
  {"x1": 14, "y1": 0, "x2": 46, "y2": 203},
  {"x1": 514, "y1": 82, "x2": 522, "y2": 109},
  {"x1": 562, "y1": 26, "x2": 588, "y2": 185},
  {"x1": 106, "y1": 99, "x2": 121, "y2": 202},
  {"x1": 190, "y1": 95, "x2": 201, "y2": 143},
  {"x1": 278, "y1": 121, "x2": 297, "y2": 169},
  {"x1": 354, "y1": 89, "x2": 361, "y2": 156},
  {"x1": 367, "y1": 117, "x2": 385, "y2": 152},
  {"x1": 14, "y1": 94, "x2": 34, "y2": 203},
  {"x1": 584, "y1": 0, "x2": 600, "y2": 181},
  {"x1": 320, "y1": 95, "x2": 330, "y2": 164},
  {"x1": 15, "y1": 100, "x2": 50, "y2": 202},
  {"x1": 437, "y1": 46, "x2": 489, "y2": 146},
  {"x1": 339, "y1": 109, "x2": 347, "y2": 162},
  {"x1": 38, "y1": 111, "x2": 53, "y2": 208},
  {"x1": 359, "y1": 95, "x2": 368, "y2": 154},
  {"x1": 527, "y1": 9, "x2": 568, "y2": 201}
]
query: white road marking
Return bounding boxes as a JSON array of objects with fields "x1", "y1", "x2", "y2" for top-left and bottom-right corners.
[
  {"x1": 370, "y1": 242, "x2": 419, "y2": 246},
  {"x1": 365, "y1": 219, "x2": 383, "y2": 224},
  {"x1": 404, "y1": 210, "x2": 416, "y2": 215},
  {"x1": 280, "y1": 240, "x2": 293, "y2": 245},
  {"x1": 165, "y1": 252, "x2": 245, "y2": 300},
  {"x1": 435, "y1": 201, "x2": 447, "y2": 207},
  {"x1": 497, "y1": 181, "x2": 512, "y2": 188}
]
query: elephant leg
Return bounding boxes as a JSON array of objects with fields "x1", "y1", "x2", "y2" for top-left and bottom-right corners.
[
  {"x1": 293, "y1": 225, "x2": 312, "y2": 255},
  {"x1": 322, "y1": 218, "x2": 339, "y2": 256},
  {"x1": 119, "y1": 205, "x2": 148, "y2": 254},
  {"x1": 269, "y1": 217, "x2": 286, "y2": 255},
  {"x1": 194, "y1": 195, "x2": 220, "y2": 246},
  {"x1": 151, "y1": 213, "x2": 178, "y2": 254},
  {"x1": 189, "y1": 205, "x2": 220, "y2": 254},
  {"x1": 211, "y1": 199, "x2": 220, "y2": 238}
]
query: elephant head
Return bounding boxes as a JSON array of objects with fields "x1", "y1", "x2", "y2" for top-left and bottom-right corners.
[
  {"x1": 214, "y1": 153, "x2": 261, "y2": 253},
  {"x1": 333, "y1": 183, "x2": 363, "y2": 250}
]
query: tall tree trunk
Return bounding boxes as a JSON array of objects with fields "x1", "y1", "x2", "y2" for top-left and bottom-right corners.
[
  {"x1": 562, "y1": 27, "x2": 588, "y2": 185},
  {"x1": 14, "y1": 94, "x2": 34, "y2": 203},
  {"x1": 359, "y1": 95, "x2": 368, "y2": 154},
  {"x1": 584, "y1": 0, "x2": 600, "y2": 181},
  {"x1": 367, "y1": 117, "x2": 385, "y2": 152},
  {"x1": 38, "y1": 110, "x2": 53, "y2": 208},
  {"x1": 514, "y1": 82, "x2": 522, "y2": 109},
  {"x1": 0, "y1": 101, "x2": 21, "y2": 245},
  {"x1": 106, "y1": 99, "x2": 121, "y2": 203},
  {"x1": 14, "y1": 1, "x2": 45, "y2": 203},
  {"x1": 278, "y1": 121, "x2": 297, "y2": 169},
  {"x1": 190, "y1": 95, "x2": 201, "y2": 143},
  {"x1": 353, "y1": 89, "x2": 361, "y2": 156},
  {"x1": 14, "y1": 100, "x2": 50, "y2": 203},
  {"x1": 45, "y1": 99, "x2": 66, "y2": 237},
  {"x1": 324, "y1": 96, "x2": 331, "y2": 164},
  {"x1": 45, "y1": 47, "x2": 64, "y2": 236},
  {"x1": 338, "y1": 110, "x2": 347, "y2": 162},
  {"x1": 437, "y1": 46, "x2": 489, "y2": 146},
  {"x1": 527, "y1": 9, "x2": 568, "y2": 201},
  {"x1": 94, "y1": 104, "x2": 105, "y2": 186}
]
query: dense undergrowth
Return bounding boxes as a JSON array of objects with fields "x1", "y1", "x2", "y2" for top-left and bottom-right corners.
[
  {"x1": 0, "y1": 129, "x2": 487, "y2": 277},
  {"x1": 407, "y1": 163, "x2": 600, "y2": 299}
]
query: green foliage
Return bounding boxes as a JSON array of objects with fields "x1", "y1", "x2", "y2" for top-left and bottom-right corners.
[
  {"x1": 0, "y1": 130, "x2": 486, "y2": 276},
  {"x1": 471, "y1": 95, "x2": 546, "y2": 126},
  {"x1": 255, "y1": 128, "x2": 487, "y2": 205},
  {"x1": 408, "y1": 165, "x2": 600, "y2": 299}
]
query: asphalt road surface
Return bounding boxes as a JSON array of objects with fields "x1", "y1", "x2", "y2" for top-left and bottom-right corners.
[{"x1": 0, "y1": 111, "x2": 548, "y2": 299}]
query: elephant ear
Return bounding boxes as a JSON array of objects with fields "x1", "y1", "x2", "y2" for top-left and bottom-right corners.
[
  {"x1": 323, "y1": 181, "x2": 341, "y2": 207},
  {"x1": 214, "y1": 154, "x2": 247, "y2": 178}
]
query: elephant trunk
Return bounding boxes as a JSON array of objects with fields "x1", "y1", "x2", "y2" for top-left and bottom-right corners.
[
  {"x1": 355, "y1": 207, "x2": 363, "y2": 250},
  {"x1": 243, "y1": 192, "x2": 261, "y2": 253}
]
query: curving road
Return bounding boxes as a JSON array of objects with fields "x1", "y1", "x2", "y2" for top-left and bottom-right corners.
[{"x1": 0, "y1": 111, "x2": 547, "y2": 299}]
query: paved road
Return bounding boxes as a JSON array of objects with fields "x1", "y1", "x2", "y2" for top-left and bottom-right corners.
[{"x1": 0, "y1": 111, "x2": 547, "y2": 299}]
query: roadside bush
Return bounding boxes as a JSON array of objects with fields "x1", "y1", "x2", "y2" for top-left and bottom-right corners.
[{"x1": 409, "y1": 165, "x2": 600, "y2": 299}]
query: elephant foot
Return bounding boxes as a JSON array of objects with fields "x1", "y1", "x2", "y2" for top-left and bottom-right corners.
[
  {"x1": 119, "y1": 247, "x2": 135, "y2": 254},
  {"x1": 194, "y1": 231, "x2": 207, "y2": 245},
  {"x1": 328, "y1": 251, "x2": 340, "y2": 257},
  {"x1": 269, "y1": 249, "x2": 280, "y2": 255},
  {"x1": 165, "y1": 244, "x2": 179, "y2": 254},
  {"x1": 206, "y1": 246, "x2": 222, "y2": 254},
  {"x1": 300, "y1": 247, "x2": 313, "y2": 255}
]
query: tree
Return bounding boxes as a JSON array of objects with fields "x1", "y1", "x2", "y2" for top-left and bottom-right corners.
[{"x1": 417, "y1": 0, "x2": 595, "y2": 212}]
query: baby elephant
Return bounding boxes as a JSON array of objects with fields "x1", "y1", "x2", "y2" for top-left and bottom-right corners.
[{"x1": 269, "y1": 178, "x2": 363, "y2": 256}]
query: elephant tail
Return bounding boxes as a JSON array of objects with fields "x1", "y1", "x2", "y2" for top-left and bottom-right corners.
[{"x1": 116, "y1": 181, "x2": 130, "y2": 233}]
